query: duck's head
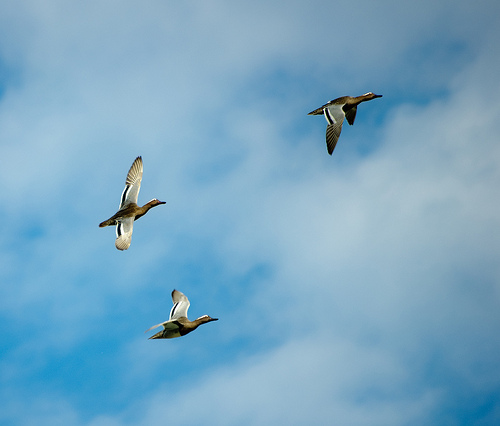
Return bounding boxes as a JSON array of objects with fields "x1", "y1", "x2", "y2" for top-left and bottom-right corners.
[
  {"x1": 197, "y1": 315, "x2": 219, "y2": 323},
  {"x1": 149, "y1": 198, "x2": 166, "y2": 206},
  {"x1": 363, "y1": 92, "x2": 383, "y2": 99}
]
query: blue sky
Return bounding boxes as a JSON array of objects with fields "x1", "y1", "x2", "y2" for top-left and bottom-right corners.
[{"x1": 1, "y1": 0, "x2": 500, "y2": 425}]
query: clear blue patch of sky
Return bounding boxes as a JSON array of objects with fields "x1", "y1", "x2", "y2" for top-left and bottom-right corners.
[
  {"x1": 437, "y1": 385, "x2": 500, "y2": 425},
  {"x1": 394, "y1": 39, "x2": 470, "y2": 106},
  {"x1": 417, "y1": 342, "x2": 500, "y2": 424},
  {"x1": 0, "y1": 56, "x2": 22, "y2": 100}
]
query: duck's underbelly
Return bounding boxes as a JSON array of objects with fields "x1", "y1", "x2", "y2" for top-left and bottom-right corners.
[{"x1": 162, "y1": 329, "x2": 182, "y2": 339}]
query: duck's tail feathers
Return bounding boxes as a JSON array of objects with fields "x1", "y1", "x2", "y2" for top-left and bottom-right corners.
[
  {"x1": 308, "y1": 106, "x2": 325, "y2": 115},
  {"x1": 99, "y1": 219, "x2": 114, "y2": 227}
]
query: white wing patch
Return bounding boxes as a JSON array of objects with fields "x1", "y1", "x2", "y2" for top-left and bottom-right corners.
[
  {"x1": 119, "y1": 156, "x2": 143, "y2": 209},
  {"x1": 324, "y1": 107, "x2": 337, "y2": 125},
  {"x1": 170, "y1": 290, "x2": 190, "y2": 319},
  {"x1": 115, "y1": 217, "x2": 134, "y2": 250}
]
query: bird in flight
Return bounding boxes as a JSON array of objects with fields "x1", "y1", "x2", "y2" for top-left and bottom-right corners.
[
  {"x1": 99, "y1": 156, "x2": 165, "y2": 250},
  {"x1": 145, "y1": 289, "x2": 218, "y2": 339},
  {"x1": 308, "y1": 92, "x2": 382, "y2": 155}
]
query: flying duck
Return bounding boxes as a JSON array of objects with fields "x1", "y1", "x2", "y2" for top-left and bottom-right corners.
[
  {"x1": 146, "y1": 289, "x2": 218, "y2": 339},
  {"x1": 308, "y1": 92, "x2": 382, "y2": 155},
  {"x1": 99, "y1": 156, "x2": 165, "y2": 250}
]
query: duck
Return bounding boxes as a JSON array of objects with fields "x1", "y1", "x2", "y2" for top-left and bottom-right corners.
[
  {"x1": 145, "y1": 289, "x2": 218, "y2": 339},
  {"x1": 308, "y1": 92, "x2": 382, "y2": 155},
  {"x1": 99, "y1": 156, "x2": 165, "y2": 250}
]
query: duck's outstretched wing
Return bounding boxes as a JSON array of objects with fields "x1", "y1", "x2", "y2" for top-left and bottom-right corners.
[
  {"x1": 115, "y1": 217, "x2": 134, "y2": 250},
  {"x1": 144, "y1": 290, "x2": 190, "y2": 334},
  {"x1": 145, "y1": 319, "x2": 181, "y2": 333},
  {"x1": 119, "y1": 156, "x2": 143, "y2": 209},
  {"x1": 344, "y1": 106, "x2": 357, "y2": 125},
  {"x1": 170, "y1": 289, "x2": 190, "y2": 320},
  {"x1": 324, "y1": 104, "x2": 346, "y2": 155},
  {"x1": 144, "y1": 321, "x2": 164, "y2": 333}
]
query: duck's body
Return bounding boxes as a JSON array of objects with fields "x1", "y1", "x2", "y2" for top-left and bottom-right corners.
[
  {"x1": 308, "y1": 92, "x2": 382, "y2": 155},
  {"x1": 99, "y1": 199, "x2": 163, "y2": 227},
  {"x1": 146, "y1": 289, "x2": 218, "y2": 339},
  {"x1": 99, "y1": 156, "x2": 165, "y2": 250}
]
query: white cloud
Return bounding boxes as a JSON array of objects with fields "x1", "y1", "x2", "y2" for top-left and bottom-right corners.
[{"x1": 132, "y1": 336, "x2": 442, "y2": 426}]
